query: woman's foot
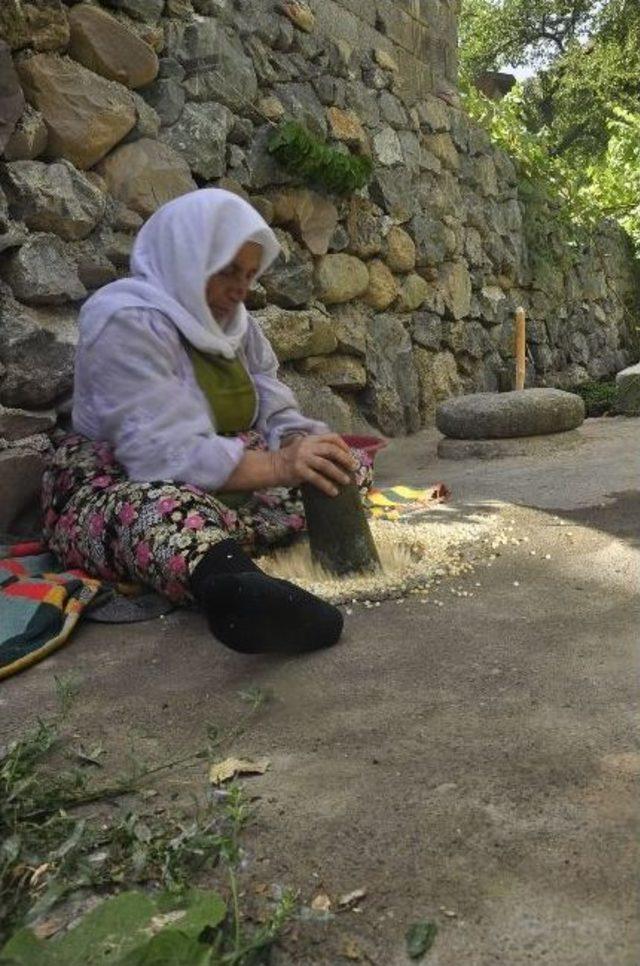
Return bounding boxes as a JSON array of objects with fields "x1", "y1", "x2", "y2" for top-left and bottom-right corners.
[{"x1": 190, "y1": 540, "x2": 343, "y2": 654}]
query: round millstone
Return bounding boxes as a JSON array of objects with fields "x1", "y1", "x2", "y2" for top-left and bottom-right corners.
[
  {"x1": 436, "y1": 388, "x2": 585, "y2": 440},
  {"x1": 437, "y1": 430, "x2": 583, "y2": 461}
]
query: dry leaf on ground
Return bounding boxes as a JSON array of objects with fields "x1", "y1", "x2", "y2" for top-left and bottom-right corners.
[
  {"x1": 342, "y1": 937, "x2": 364, "y2": 960},
  {"x1": 209, "y1": 757, "x2": 270, "y2": 785},
  {"x1": 338, "y1": 888, "x2": 367, "y2": 910},
  {"x1": 32, "y1": 917, "x2": 63, "y2": 939},
  {"x1": 310, "y1": 891, "x2": 332, "y2": 912}
]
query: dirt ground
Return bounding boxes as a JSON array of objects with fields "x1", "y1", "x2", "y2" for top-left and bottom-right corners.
[{"x1": 1, "y1": 417, "x2": 639, "y2": 964}]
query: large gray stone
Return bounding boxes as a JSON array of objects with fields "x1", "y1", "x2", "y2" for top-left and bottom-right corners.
[
  {"x1": 17, "y1": 53, "x2": 136, "y2": 170},
  {"x1": 416, "y1": 95, "x2": 450, "y2": 133},
  {"x1": 0, "y1": 404, "x2": 56, "y2": 441},
  {"x1": 296, "y1": 354, "x2": 366, "y2": 392},
  {"x1": 246, "y1": 125, "x2": 292, "y2": 190},
  {"x1": 102, "y1": 0, "x2": 164, "y2": 23},
  {"x1": 72, "y1": 239, "x2": 118, "y2": 290},
  {"x1": 378, "y1": 90, "x2": 408, "y2": 129},
  {"x1": 411, "y1": 312, "x2": 443, "y2": 351},
  {"x1": 166, "y1": 18, "x2": 257, "y2": 113},
  {"x1": 140, "y1": 78, "x2": 185, "y2": 127},
  {"x1": 0, "y1": 40, "x2": 25, "y2": 152},
  {"x1": 95, "y1": 138, "x2": 196, "y2": 218},
  {"x1": 123, "y1": 92, "x2": 161, "y2": 143},
  {"x1": 243, "y1": 36, "x2": 292, "y2": 88},
  {"x1": 436, "y1": 389, "x2": 585, "y2": 440},
  {"x1": 344, "y1": 197, "x2": 384, "y2": 259},
  {"x1": 330, "y1": 303, "x2": 368, "y2": 358},
  {"x1": 345, "y1": 80, "x2": 380, "y2": 127},
  {"x1": 232, "y1": 0, "x2": 292, "y2": 47},
  {"x1": 315, "y1": 254, "x2": 369, "y2": 304},
  {"x1": 68, "y1": 3, "x2": 159, "y2": 89},
  {"x1": 398, "y1": 130, "x2": 422, "y2": 174},
  {"x1": 437, "y1": 430, "x2": 583, "y2": 461},
  {"x1": 3, "y1": 105, "x2": 48, "y2": 161},
  {"x1": 372, "y1": 126, "x2": 403, "y2": 167},
  {"x1": 0, "y1": 441, "x2": 50, "y2": 531},
  {"x1": 1, "y1": 234, "x2": 86, "y2": 305},
  {"x1": 0, "y1": 285, "x2": 76, "y2": 407},
  {"x1": 411, "y1": 213, "x2": 456, "y2": 267},
  {"x1": 447, "y1": 319, "x2": 491, "y2": 359},
  {"x1": 270, "y1": 189, "x2": 338, "y2": 256},
  {"x1": 1, "y1": 159, "x2": 106, "y2": 241},
  {"x1": 260, "y1": 237, "x2": 314, "y2": 309},
  {"x1": 274, "y1": 82, "x2": 327, "y2": 139},
  {"x1": 615, "y1": 362, "x2": 640, "y2": 415},
  {"x1": 160, "y1": 102, "x2": 232, "y2": 180},
  {"x1": 414, "y1": 347, "x2": 462, "y2": 422},
  {"x1": 255, "y1": 305, "x2": 337, "y2": 362},
  {"x1": 280, "y1": 368, "x2": 354, "y2": 434},
  {"x1": 363, "y1": 313, "x2": 420, "y2": 436},
  {"x1": 369, "y1": 169, "x2": 415, "y2": 224}
]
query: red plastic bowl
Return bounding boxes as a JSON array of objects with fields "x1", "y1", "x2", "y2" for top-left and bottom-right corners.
[{"x1": 342, "y1": 434, "x2": 388, "y2": 461}]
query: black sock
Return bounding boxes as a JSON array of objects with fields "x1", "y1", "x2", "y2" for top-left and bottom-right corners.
[{"x1": 190, "y1": 539, "x2": 343, "y2": 655}]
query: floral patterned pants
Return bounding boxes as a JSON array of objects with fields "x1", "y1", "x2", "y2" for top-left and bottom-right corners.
[{"x1": 42, "y1": 433, "x2": 373, "y2": 603}]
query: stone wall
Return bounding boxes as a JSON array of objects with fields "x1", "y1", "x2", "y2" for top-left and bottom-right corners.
[{"x1": 0, "y1": 0, "x2": 638, "y2": 526}]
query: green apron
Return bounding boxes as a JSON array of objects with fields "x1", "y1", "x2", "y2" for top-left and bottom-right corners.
[{"x1": 185, "y1": 343, "x2": 258, "y2": 508}]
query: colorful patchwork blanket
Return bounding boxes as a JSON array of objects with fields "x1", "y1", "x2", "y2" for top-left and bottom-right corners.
[{"x1": 0, "y1": 540, "x2": 102, "y2": 680}]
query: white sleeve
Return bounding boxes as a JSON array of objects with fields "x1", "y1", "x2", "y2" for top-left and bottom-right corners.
[
  {"x1": 243, "y1": 315, "x2": 329, "y2": 449},
  {"x1": 73, "y1": 309, "x2": 245, "y2": 490}
]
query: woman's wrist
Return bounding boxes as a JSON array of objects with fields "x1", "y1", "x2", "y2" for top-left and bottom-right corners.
[
  {"x1": 224, "y1": 450, "x2": 284, "y2": 491},
  {"x1": 280, "y1": 432, "x2": 305, "y2": 448},
  {"x1": 267, "y1": 449, "x2": 286, "y2": 487}
]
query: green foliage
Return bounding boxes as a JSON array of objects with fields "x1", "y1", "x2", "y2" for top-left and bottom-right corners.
[
  {"x1": 0, "y1": 700, "x2": 295, "y2": 964},
  {"x1": 405, "y1": 920, "x2": 438, "y2": 960},
  {"x1": 460, "y1": 0, "x2": 640, "y2": 252},
  {"x1": 462, "y1": 81, "x2": 599, "y2": 269},
  {"x1": 460, "y1": 0, "x2": 596, "y2": 77},
  {"x1": 569, "y1": 380, "x2": 619, "y2": 416},
  {"x1": 267, "y1": 121, "x2": 373, "y2": 196},
  {"x1": 585, "y1": 106, "x2": 640, "y2": 249},
  {"x1": 2, "y1": 890, "x2": 226, "y2": 965}
]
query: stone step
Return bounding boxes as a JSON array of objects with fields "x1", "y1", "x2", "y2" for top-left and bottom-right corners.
[{"x1": 615, "y1": 362, "x2": 640, "y2": 416}]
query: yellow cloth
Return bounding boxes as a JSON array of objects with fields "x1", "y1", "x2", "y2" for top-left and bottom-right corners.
[{"x1": 365, "y1": 485, "x2": 448, "y2": 520}]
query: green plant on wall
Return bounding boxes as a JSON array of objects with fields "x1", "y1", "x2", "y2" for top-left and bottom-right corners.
[
  {"x1": 267, "y1": 121, "x2": 373, "y2": 196},
  {"x1": 462, "y1": 81, "x2": 601, "y2": 273}
]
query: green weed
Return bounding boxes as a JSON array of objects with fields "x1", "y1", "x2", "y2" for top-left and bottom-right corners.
[
  {"x1": 0, "y1": 691, "x2": 295, "y2": 964},
  {"x1": 570, "y1": 380, "x2": 619, "y2": 416}
]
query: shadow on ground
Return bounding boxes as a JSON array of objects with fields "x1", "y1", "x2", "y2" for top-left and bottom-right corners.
[{"x1": 0, "y1": 418, "x2": 638, "y2": 964}]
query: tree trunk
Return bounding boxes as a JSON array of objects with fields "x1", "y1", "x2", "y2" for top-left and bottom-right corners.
[{"x1": 301, "y1": 482, "x2": 381, "y2": 577}]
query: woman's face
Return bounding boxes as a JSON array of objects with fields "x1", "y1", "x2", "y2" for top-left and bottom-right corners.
[{"x1": 206, "y1": 241, "x2": 262, "y2": 322}]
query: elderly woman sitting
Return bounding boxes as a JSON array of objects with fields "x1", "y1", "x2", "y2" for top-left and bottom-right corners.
[{"x1": 42, "y1": 189, "x2": 371, "y2": 656}]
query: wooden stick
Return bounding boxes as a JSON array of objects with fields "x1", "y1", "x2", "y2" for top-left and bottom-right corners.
[{"x1": 515, "y1": 306, "x2": 526, "y2": 391}]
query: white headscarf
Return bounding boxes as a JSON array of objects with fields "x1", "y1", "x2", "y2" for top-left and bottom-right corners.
[{"x1": 78, "y1": 188, "x2": 280, "y2": 359}]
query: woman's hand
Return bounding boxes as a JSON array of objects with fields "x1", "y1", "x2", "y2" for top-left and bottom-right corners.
[{"x1": 275, "y1": 433, "x2": 357, "y2": 496}]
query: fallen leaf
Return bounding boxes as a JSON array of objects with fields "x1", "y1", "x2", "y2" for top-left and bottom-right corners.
[
  {"x1": 73, "y1": 748, "x2": 104, "y2": 768},
  {"x1": 29, "y1": 863, "x2": 50, "y2": 887},
  {"x1": 281, "y1": 0, "x2": 315, "y2": 32},
  {"x1": 310, "y1": 892, "x2": 332, "y2": 913},
  {"x1": 33, "y1": 916, "x2": 63, "y2": 939},
  {"x1": 406, "y1": 920, "x2": 438, "y2": 959},
  {"x1": 149, "y1": 910, "x2": 186, "y2": 933},
  {"x1": 209, "y1": 757, "x2": 270, "y2": 785},
  {"x1": 338, "y1": 888, "x2": 367, "y2": 910},
  {"x1": 342, "y1": 937, "x2": 363, "y2": 960}
]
